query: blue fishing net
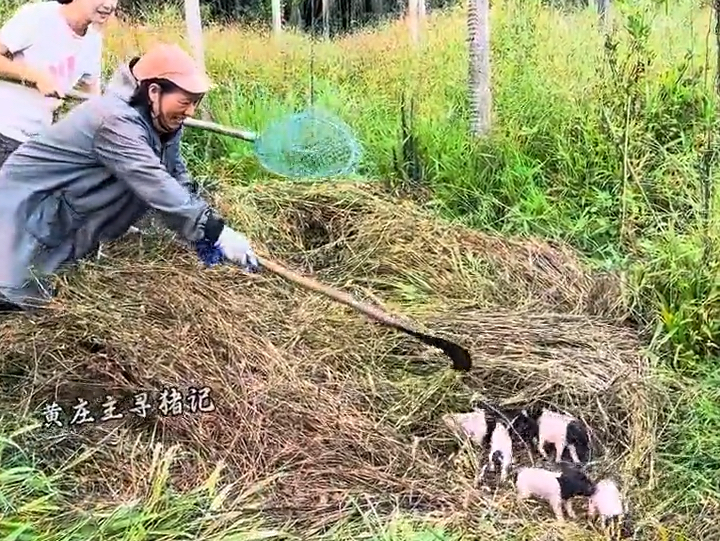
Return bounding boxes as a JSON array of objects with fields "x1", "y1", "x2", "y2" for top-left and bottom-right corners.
[{"x1": 252, "y1": 108, "x2": 362, "y2": 179}]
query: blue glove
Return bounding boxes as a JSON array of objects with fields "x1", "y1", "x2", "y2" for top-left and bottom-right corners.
[
  {"x1": 195, "y1": 227, "x2": 259, "y2": 272},
  {"x1": 195, "y1": 239, "x2": 225, "y2": 267}
]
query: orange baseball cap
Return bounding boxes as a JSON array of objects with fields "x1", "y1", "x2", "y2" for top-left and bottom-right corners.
[{"x1": 132, "y1": 43, "x2": 212, "y2": 94}]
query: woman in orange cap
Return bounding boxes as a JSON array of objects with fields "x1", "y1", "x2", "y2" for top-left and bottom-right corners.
[{"x1": 0, "y1": 43, "x2": 258, "y2": 312}]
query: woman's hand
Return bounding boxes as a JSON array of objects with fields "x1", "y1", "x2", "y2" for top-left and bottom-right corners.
[{"x1": 30, "y1": 69, "x2": 64, "y2": 98}]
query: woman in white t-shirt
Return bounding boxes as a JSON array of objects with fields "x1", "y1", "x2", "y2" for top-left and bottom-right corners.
[{"x1": 0, "y1": 0, "x2": 117, "y2": 166}]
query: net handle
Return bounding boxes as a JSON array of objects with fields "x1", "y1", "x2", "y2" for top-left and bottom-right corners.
[
  {"x1": 64, "y1": 88, "x2": 259, "y2": 141},
  {"x1": 0, "y1": 77, "x2": 259, "y2": 142}
]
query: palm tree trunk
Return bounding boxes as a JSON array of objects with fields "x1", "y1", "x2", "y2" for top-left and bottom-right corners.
[{"x1": 468, "y1": 0, "x2": 491, "y2": 137}]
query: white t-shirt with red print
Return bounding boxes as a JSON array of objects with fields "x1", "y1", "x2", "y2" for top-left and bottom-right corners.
[{"x1": 0, "y1": 1, "x2": 102, "y2": 142}]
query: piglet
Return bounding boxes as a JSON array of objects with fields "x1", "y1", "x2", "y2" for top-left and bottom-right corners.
[
  {"x1": 515, "y1": 464, "x2": 596, "y2": 521},
  {"x1": 484, "y1": 421, "x2": 513, "y2": 482},
  {"x1": 512, "y1": 407, "x2": 590, "y2": 464},
  {"x1": 442, "y1": 408, "x2": 496, "y2": 448},
  {"x1": 588, "y1": 478, "x2": 624, "y2": 522}
]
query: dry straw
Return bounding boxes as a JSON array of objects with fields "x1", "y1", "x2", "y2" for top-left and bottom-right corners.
[{"x1": 0, "y1": 182, "x2": 661, "y2": 537}]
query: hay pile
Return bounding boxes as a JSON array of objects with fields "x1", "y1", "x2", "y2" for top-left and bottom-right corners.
[{"x1": 0, "y1": 183, "x2": 655, "y2": 535}]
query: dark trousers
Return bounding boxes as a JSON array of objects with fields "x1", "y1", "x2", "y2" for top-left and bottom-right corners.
[
  {"x1": 0, "y1": 300, "x2": 22, "y2": 313},
  {"x1": 0, "y1": 132, "x2": 21, "y2": 168},
  {"x1": 0, "y1": 132, "x2": 23, "y2": 312}
]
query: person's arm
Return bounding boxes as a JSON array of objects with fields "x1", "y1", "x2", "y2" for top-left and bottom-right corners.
[
  {"x1": 168, "y1": 131, "x2": 200, "y2": 195},
  {"x1": 92, "y1": 112, "x2": 225, "y2": 244},
  {"x1": 0, "y1": 4, "x2": 48, "y2": 87},
  {"x1": 75, "y1": 34, "x2": 102, "y2": 95},
  {"x1": 76, "y1": 77, "x2": 100, "y2": 95}
]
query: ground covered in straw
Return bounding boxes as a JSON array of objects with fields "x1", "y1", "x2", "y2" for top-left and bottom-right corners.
[{"x1": 0, "y1": 183, "x2": 663, "y2": 539}]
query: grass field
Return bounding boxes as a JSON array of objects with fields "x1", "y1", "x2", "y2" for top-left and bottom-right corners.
[{"x1": 1, "y1": 0, "x2": 719, "y2": 539}]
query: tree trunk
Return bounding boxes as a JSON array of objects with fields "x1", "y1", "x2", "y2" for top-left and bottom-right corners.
[
  {"x1": 597, "y1": 0, "x2": 609, "y2": 29},
  {"x1": 322, "y1": 0, "x2": 331, "y2": 38},
  {"x1": 418, "y1": 0, "x2": 426, "y2": 44},
  {"x1": 272, "y1": 0, "x2": 282, "y2": 36},
  {"x1": 184, "y1": 0, "x2": 211, "y2": 121},
  {"x1": 289, "y1": 1, "x2": 302, "y2": 29},
  {"x1": 408, "y1": 0, "x2": 419, "y2": 47},
  {"x1": 468, "y1": 0, "x2": 491, "y2": 137}
]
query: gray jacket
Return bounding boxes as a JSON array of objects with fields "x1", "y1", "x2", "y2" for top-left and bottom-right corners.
[{"x1": 0, "y1": 60, "x2": 224, "y2": 308}]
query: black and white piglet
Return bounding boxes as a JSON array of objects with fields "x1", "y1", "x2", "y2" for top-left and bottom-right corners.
[
  {"x1": 515, "y1": 463, "x2": 596, "y2": 521},
  {"x1": 484, "y1": 420, "x2": 514, "y2": 482},
  {"x1": 511, "y1": 406, "x2": 591, "y2": 464},
  {"x1": 442, "y1": 395, "x2": 513, "y2": 448}
]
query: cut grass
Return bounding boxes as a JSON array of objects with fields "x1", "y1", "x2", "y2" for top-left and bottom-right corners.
[{"x1": 0, "y1": 183, "x2": 701, "y2": 541}]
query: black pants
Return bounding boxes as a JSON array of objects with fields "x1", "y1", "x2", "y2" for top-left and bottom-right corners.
[{"x1": 0, "y1": 132, "x2": 21, "y2": 168}]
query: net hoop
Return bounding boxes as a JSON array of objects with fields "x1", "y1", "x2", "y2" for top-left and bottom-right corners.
[{"x1": 253, "y1": 108, "x2": 362, "y2": 180}]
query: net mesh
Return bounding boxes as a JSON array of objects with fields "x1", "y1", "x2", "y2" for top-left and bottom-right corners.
[{"x1": 253, "y1": 109, "x2": 362, "y2": 179}]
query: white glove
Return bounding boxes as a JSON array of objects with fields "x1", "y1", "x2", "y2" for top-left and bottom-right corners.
[{"x1": 215, "y1": 226, "x2": 258, "y2": 270}]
